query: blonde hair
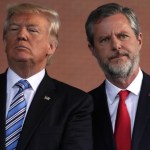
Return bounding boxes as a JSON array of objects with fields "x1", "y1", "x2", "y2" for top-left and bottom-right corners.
[
  {"x1": 3, "y1": 3, "x2": 60, "y2": 47},
  {"x1": 3, "y1": 3, "x2": 60, "y2": 64}
]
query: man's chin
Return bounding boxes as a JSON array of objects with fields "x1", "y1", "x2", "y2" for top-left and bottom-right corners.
[
  {"x1": 13, "y1": 56, "x2": 31, "y2": 62},
  {"x1": 11, "y1": 59, "x2": 31, "y2": 65}
]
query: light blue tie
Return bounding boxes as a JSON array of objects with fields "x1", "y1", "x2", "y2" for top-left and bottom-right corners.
[{"x1": 5, "y1": 80, "x2": 31, "y2": 150}]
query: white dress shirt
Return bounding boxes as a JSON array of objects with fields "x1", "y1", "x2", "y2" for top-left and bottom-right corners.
[
  {"x1": 6, "y1": 68, "x2": 45, "y2": 118},
  {"x1": 105, "y1": 69, "x2": 143, "y2": 136}
]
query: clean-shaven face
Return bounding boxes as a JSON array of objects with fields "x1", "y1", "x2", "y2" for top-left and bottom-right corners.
[{"x1": 4, "y1": 13, "x2": 55, "y2": 70}]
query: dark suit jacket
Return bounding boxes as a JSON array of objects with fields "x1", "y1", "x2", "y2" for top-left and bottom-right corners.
[
  {"x1": 0, "y1": 71, "x2": 93, "y2": 150},
  {"x1": 89, "y1": 72, "x2": 150, "y2": 150}
]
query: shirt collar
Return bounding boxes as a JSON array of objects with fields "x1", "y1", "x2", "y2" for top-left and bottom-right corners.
[
  {"x1": 105, "y1": 79, "x2": 120, "y2": 105},
  {"x1": 7, "y1": 68, "x2": 45, "y2": 91},
  {"x1": 127, "y1": 69, "x2": 143, "y2": 96},
  {"x1": 105, "y1": 68, "x2": 143, "y2": 105}
]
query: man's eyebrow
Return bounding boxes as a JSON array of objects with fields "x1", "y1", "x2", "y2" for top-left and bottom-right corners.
[
  {"x1": 98, "y1": 35, "x2": 110, "y2": 39},
  {"x1": 8, "y1": 22, "x2": 23, "y2": 26}
]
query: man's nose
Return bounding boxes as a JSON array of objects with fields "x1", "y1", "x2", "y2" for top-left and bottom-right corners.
[
  {"x1": 111, "y1": 37, "x2": 121, "y2": 51},
  {"x1": 17, "y1": 28, "x2": 28, "y2": 41}
]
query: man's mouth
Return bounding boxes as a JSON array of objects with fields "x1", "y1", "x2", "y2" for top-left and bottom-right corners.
[{"x1": 15, "y1": 46, "x2": 30, "y2": 51}]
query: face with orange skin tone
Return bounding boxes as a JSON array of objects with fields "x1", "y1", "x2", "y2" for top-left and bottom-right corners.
[
  {"x1": 89, "y1": 13, "x2": 142, "y2": 88},
  {"x1": 4, "y1": 13, "x2": 56, "y2": 78}
]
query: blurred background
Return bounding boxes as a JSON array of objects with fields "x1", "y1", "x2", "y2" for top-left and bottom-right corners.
[{"x1": 0, "y1": 0, "x2": 150, "y2": 92}]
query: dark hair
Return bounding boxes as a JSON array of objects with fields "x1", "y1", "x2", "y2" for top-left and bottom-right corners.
[{"x1": 85, "y1": 3, "x2": 140, "y2": 46}]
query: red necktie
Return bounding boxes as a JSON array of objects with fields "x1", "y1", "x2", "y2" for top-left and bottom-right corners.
[{"x1": 114, "y1": 90, "x2": 131, "y2": 150}]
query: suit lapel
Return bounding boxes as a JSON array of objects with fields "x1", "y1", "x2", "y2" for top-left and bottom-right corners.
[
  {"x1": 91, "y1": 82, "x2": 116, "y2": 150},
  {"x1": 16, "y1": 73, "x2": 57, "y2": 150},
  {"x1": 132, "y1": 72, "x2": 150, "y2": 150},
  {"x1": 0, "y1": 73, "x2": 7, "y2": 150}
]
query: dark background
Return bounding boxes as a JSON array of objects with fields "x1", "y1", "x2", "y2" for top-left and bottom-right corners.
[{"x1": 0, "y1": 0, "x2": 149, "y2": 92}]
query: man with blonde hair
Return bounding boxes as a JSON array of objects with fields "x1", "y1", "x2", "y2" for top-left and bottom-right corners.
[{"x1": 0, "y1": 3, "x2": 93, "y2": 150}]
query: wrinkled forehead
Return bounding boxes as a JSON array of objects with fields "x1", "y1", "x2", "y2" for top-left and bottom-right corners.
[
  {"x1": 94, "y1": 13, "x2": 129, "y2": 25},
  {"x1": 9, "y1": 13, "x2": 50, "y2": 26},
  {"x1": 92, "y1": 14, "x2": 134, "y2": 36}
]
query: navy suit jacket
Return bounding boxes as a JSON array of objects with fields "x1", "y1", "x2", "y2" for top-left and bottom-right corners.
[
  {"x1": 89, "y1": 72, "x2": 150, "y2": 150},
  {"x1": 0, "y1": 71, "x2": 93, "y2": 150}
]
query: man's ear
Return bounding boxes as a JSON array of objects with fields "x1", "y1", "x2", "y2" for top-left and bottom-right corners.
[
  {"x1": 138, "y1": 33, "x2": 142, "y2": 51},
  {"x1": 47, "y1": 40, "x2": 57, "y2": 56},
  {"x1": 88, "y1": 43, "x2": 97, "y2": 57}
]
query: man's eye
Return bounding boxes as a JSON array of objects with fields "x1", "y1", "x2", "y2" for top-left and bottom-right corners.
[
  {"x1": 28, "y1": 28, "x2": 38, "y2": 32},
  {"x1": 119, "y1": 34, "x2": 129, "y2": 40},
  {"x1": 11, "y1": 28, "x2": 18, "y2": 31},
  {"x1": 100, "y1": 37, "x2": 110, "y2": 44},
  {"x1": 9, "y1": 27, "x2": 19, "y2": 31}
]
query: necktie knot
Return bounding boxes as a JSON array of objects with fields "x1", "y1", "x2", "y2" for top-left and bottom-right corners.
[
  {"x1": 119, "y1": 90, "x2": 129, "y2": 102},
  {"x1": 15, "y1": 80, "x2": 31, "y2": 91}
]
